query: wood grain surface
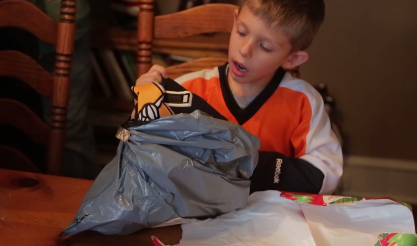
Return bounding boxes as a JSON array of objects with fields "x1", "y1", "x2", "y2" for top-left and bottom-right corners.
[{"x1": 0, "y1": 169, "x2": 182, "y2": 246}]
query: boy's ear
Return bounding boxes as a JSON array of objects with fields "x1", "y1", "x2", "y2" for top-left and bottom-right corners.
[{"x1": 282, "y1": 51, "x2": 309, "y2": 70}]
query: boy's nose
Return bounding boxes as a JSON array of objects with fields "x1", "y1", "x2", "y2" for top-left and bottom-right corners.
[{"x1": 239, "y1": 39, "x2": 252, "y2": 58}]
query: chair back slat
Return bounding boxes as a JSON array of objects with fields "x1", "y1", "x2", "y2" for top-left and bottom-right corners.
[
  {"x1": 0, "y1": 0, "x2": 58, "y2": 45},
  {"x1": 0, "y1": 98, "x2": 51, "y2": 148},
  {"x1": 0, "y1": 50, "x2": 54, "y2": 97},
  {"x1": 0, "y1": 146, "x2": 42, "y2": 173},
  {"x1": 166, "y1": 57, "x2": 228, "y2": 79},
  {"x1": 154, "y1": 4, "x2": 236, "y2": 39}
]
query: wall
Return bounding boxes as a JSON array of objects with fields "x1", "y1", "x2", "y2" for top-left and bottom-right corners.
[
  {"x1": 339, "y1": 156, "x2": 417, "y2": 203},
  {"x1": 302, "y1": 0, "x2": 417, "y2": 161}
]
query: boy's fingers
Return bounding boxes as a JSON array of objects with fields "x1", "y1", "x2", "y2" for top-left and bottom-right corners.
[
  {"x1": 148, "y1": 64, "x2": 168, "y2": 79},
  {"x1": 135, "y1": 71, "x2": 165, "y2": 85},
  {"x1": 148, "y1": 70, "x2": 162, "y2": 80},
  {"x1": 135, "y1": 75, "x2": 161, "y2": 85},
  {"x1": 130, "y1": 110, "x2": 135, "y2": 120},
  {"x1": 135, "y1": 67, "x2": 167, "y2": 86},
  {"x1": 135, "y1": 74, "x2": 154, "y2": 85}
]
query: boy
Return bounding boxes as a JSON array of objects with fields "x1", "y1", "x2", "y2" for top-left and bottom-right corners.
[{"x1": 135, "y1": 0, "x2": 343, "y2": 195}]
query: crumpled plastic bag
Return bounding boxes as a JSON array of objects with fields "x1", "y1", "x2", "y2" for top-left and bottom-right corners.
[{"x1": 61, "y1": 110, "x2": 260, "y2": 236}]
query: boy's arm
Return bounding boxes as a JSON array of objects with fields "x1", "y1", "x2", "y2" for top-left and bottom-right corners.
[
  {"x1": 251, "y1": 88, "x2": 343, "y2": 195},
  {"x1": 251, "y1": 151, "x2": 327, "y2": 194}
]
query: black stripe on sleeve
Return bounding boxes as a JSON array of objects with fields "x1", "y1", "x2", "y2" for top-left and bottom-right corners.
[{"x1": 250, "y1": 151, "x2": 325, "y2": 194}]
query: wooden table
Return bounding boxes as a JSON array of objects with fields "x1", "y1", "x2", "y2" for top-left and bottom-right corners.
[{"x1": 0, "y1": 169, "x2": 182, "y2": 246}]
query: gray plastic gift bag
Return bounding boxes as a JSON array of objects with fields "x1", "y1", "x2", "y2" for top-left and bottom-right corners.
[{"x1": 61, "y1": 110, "x2": 260, "y2": 236}]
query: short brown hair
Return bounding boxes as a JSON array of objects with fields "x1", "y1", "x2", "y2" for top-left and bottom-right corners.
[{"x1": 240, "y1": 0, "x2": 325, "y2": 51}]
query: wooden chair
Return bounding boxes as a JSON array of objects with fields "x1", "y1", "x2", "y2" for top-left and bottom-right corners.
[
  {"x1": 0, "y1": 0, "x2": 77, "y2": 175},
  {"x1": 137, "y1": 0, "x2": 300, "y2": 79},
  {"x1": 137, "y1": 1, "x2": 235, "y2": 79}
]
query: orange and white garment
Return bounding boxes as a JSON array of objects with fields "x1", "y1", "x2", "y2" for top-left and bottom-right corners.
[{"x1": 175, "y1": 63, "x2": 343, "y2": 194}]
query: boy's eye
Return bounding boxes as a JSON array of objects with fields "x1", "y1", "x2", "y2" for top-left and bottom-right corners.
[
  {"x1": 260, "y1": 43, "x2": 272, "y2": 52},
  {"x1": 237, "y1": 30, "x2": 246, "y2": 36}
]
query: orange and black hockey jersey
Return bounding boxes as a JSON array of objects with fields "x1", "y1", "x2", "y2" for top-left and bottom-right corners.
[{"x1": 175, "y1": 63, "x2": 343, "y2": 194}]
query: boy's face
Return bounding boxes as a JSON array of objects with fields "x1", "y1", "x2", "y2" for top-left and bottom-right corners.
[{"x1": 228, "y1": 6, "x2": 307, "y2": 86}]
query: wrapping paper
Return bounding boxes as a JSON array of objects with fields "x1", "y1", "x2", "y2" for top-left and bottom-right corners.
[{"x1": 153, "y1": 191, "x2": 416, "y2": 246}]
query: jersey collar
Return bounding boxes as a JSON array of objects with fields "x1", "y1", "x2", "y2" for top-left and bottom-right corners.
[{"x1": 218, "y1": 63, "x2": 286, "y2": 125}]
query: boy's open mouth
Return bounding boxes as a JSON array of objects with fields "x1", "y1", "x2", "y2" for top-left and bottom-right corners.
[{"x1": 234, "y1": 62, "x2": 247, "y2": 72}]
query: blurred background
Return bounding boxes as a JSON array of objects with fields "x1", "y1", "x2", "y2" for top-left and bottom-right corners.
[{"x1": 1, "y1": 0, "x2": 416, "y2": 209}]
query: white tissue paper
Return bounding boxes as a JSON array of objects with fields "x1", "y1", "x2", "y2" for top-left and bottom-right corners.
[{"x1": 152, "y1": 191, "x2": 416, "y2": 246}]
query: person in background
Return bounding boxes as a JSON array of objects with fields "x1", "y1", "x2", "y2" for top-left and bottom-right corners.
[
  {"x1": 32, "y1": 0, "x2": 99, "y2": 179},
  {"x1": 134, "y1": 0, "x2": 343, "y2": 194}
]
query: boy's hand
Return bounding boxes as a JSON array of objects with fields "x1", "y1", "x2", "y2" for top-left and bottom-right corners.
[
  {"x1": 131, "y1": 65, "x2": 168, "y2": 120},
  {"x1": 135, "y1": 64, "x2": 168, "y2": 86}
]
